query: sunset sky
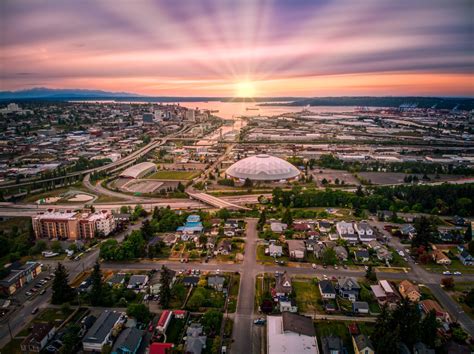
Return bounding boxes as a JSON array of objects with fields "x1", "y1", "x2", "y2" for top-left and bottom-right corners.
[{"x1": 1, "y1": 0, "x2": 473, "y2": 97}]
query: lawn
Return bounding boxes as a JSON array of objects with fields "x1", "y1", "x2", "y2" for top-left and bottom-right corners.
[
  {"x1": 255, "y1": 274, "x2": 275, "y2": 311},
  {"x1": 447, "y1": 282, "x2": 474, "y2": 320},
  {"x1": 292, "y1": 280, "x2": 323, "y2": 313},
  {"x1": 166, "y1": 317, "x2": 187, "y2": 344},
  {"x1": 227, "y1": 273, "x2": 240, "y2": 313},
  {"x1": 256, "y1": 245, "x2": 289, "y2": 263},
  {"x1": 422, "y1": 259, "x2": 474, "y2": 274},
  {"x1": 35, "y1": 307, "x2": 74, "y2": 323},
  {"x1": 148, "y1": 170, "x2": 200, "y2": 180},
  {"x1": 21, "y1": 183, "x2": 90, "y2": 203}
]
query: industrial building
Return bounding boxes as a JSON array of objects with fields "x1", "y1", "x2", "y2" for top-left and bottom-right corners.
[
  {"x1": 119, "y1": 162, "x2": 157, "y2": 179},
  {"x1": 0, "y1": 261, "x2": 42, "y2": 295},
  {"x1": 226, "y1": 154, "x2": 300, "y2": 181}
]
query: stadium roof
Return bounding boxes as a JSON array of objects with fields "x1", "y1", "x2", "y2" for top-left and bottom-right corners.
[
  {"x1": 119, "y1": 162, "x2": 156, "y2": 179},
  {"x1": 226, "y1": 154, "x2": 300, "y2": 181}
]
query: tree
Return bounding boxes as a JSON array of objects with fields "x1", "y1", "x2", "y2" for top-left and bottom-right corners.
[
  {"x1": 360, "y1": 286, "x2": 374, "y2": 302},
  {"x1": 420, "y1": 310, "x2": 439, "y2": 348},
  {"x1": 365, "y1": 265, "x2": 376, "y2": 282},
  {"x1": 465, "y1": 223, "x2": 473, "y2": 242},
  {"x1": 257, "y1": 209, "x2": 267, "y2": 231},
  {"x1": 198, "y1": 235, "x2": 208, "y2": 247},
  {"x1": 243, "y1": 178, "x2": 253, "y2": 188},
  {"x1": 465, "y1": 288, "x2": 474, "y2": 308},
  {"x1": 281, "y1": 208, "x2": 293, "y2": 227},
  {"x1": 187, "y1": 288, "x2": 206, "y2": 310},
  {"x1": 127, "y1": 303, "x2": 151, "y2": 323},
  {"x1": 52, "y1": 262, "x2": 75, "y2": 305},
  {"x1": 216, "y1": 208, "x2": 230, "y2": 221},
  {"x1": 90, "y1": 262, "x2": 103, "y2": 306},
  {"x1": 322, "y1": 248, "x2": 337, "y2": 265},
  {"x1": 469, "y1": 240, "x2": 474, "y2": 254},
  {"x1": 159, "y1": 265, "x2": 172, "y2": 308},
  {"x1": 177, "y1": 182, "x2": 185, "y2": 192},
  {"x1": 441, "y1": 277, "x2": 455, "y2": 290},
  {"x1": 51, "y1": 240, "x2": 63, "y2": 253},
  {"x1": 140, "y1": 219, "x2": 154, "y2": 241},
  {"x1": 59, "y1": 324, "x2": 81, "y2": 354},
  {"x1": 201, "y1": 309, "x2": 223, "y2": 334},
  {"x1": 412, "y1": 216, "x2": 437, "y2": 247},
  {"x1": 372, "y1": 305, "x2": 399, "y2": 354},
  {"x1": 211, "y1": 336, "x2": 221, "y2": 354}
]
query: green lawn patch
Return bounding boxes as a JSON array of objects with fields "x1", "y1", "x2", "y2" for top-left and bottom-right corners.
[
  {"x1": 227, "y1": 273, "x2": 240, "y2": 313},
  {"x1": 148, "y1": 170, "x2": 200, "y2": 180},
  {"x1": 292, "y1": 280, "x2": 323, "y2": 313},
  {"x1": 1, "y1": 338, "x2": 23, "y2": 354},
  {"x1": 166, "y1": 317, "x2": 187, "y2": 344},
  {"x1": 35, "y1": 308, "x2": 73, "y2": 323}
]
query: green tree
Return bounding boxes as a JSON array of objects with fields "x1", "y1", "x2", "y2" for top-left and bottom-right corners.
[
  {"x1": 140, "y1": 219, "x2": 154, "y2": 240},
  {"x1": 371, "y1": 305, "x2": 399, "y2": 354},
  {"x1": 322, "y1": 248, "x2": 337, "y2": 265},
  {"x1": 360, "y1": 286, "x2": 374, "y2": 302},
  {"x1": 243, "y1": 178, "x2": 253, "y2": 188},
  {"x1": 59, "y1": 324, "x2": 81, "y2": 354},
  {"x1": 281, "y1": 208, "x2": 293, "y2": 227},
  {"x1": 365, "y1": 265, "x2": 376, "y2": 282},
  {"x1": 51, "y1": 240, "x2": 63, "y2": 253},
  {"x1": 52, "y1": 262, "x2": 75, "y2": 305},
  {"x1": 420, "y1": 310, "x2": 439, "y2": 348},
  {"x1": 216, "y1": 208, "x2": 231, "y2": 221},
  {"x1": 465, "y1": 223, "x2": 472, "y2": 242},
  {"x1": 159, "y1": 265, "x2": 172, "y2": 308},
  {"x1": 257, "y1": 209, "x2": 267, "y2": 231},
  {"x1": 127, "y1": 303, "x2": 151, "y2": 323},
  {"x1": 211, "y1": 336, "x2": 221, "y2": 354},
  {"x1": 202, "y1": 309, "x2": 223, "y2": 334},
  {"x1": 412, "y1": 216, "x2": 437, "y2": 247},
  {"x1": 187, "y1": 288, "x2": 206, "y2": 310},
  {"x1": 90, "y1": 262, "x2": 103, "y2": 306}
]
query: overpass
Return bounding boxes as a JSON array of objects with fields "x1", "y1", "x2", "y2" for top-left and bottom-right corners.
[{"x1": 187, "y1": 192, "x2": 250, "y2": 210}]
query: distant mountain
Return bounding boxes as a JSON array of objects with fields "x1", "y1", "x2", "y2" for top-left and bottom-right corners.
[
  {"x1": 262, "y1": 96, "x2": 474, "y2": 111},
  {"x1": 0, "y1": 87, "x2": 141, "y2": 99}
]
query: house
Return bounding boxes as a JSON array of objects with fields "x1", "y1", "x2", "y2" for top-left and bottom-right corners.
[
  {"x1": 432, "y1": 250, "x2": 451, "y2": 265},
  {"x1": 459, "y1": 250, "x2": 473, "y2": 265},
  {"x1": 274, "y1": 272, "x2": 292, "y2": 297},
  {"x1": 336, "y1": 221, "x2": 358, "y2": 243},
  {"x1": 318, "y1": 280, "x2": 336, "y2": 299},
  {"x1": 157, "y1": 310, "x2": 172, "y2": 333},
  {"x1": 376, "y1": 247, "x2": 393, "y2": 262},
  {"x1": 354, "y1": 249, "x2": 370, "y2": 262},
  {"x1": 368, "y1": 240, "x2": 382, "y2": 250},
  {"x1": 352, "y1": 301, "x2": 369, "y2": 314},
  {"x1": 270, "y1": 221, "x2": 287, "y2": 233},
  {"x1": 21, "y1": 323, "x2": 56, "y2": 353},
  {"x1": 185, "y1": 323, "x2": 207, "y2": 354},
  {"x1": 149, "y1": 269, "x2": 177, "y2": 295},
  {"x1": 313, "y1": 242, "x2": 326, "y2": 259},
  {"x1": 149, "y1": 343, "x2": 174, "y2": 354},
  {"x1": 127, "y1": 275, "x2": 149, "y2": 289},
  {"x1": 355, "y1": 221, "x2": 375, "y2": 242},
  {"x1": 352, "y1": 334, "x2": 374, "y2": 354},
  {"x1": 293, "y1": 222, "x2": 311, "y2": 232},
  {"x1": 370, "y1": 280, "x2": 398, "y2": 305},
  {"x1": 334, "y1": 246, "x2": 348, "y2": 261},
  {"x1": 208, "y1": 275, "x2": 225, "y2": 291},
  {"x1": 318, "y1": 220, "x2": 332, "y2": 233},
  {"x1": 336, "y1": 277, "x2": 360, "y2": 302},
  {"x1": 268, "y1": 243, "x2": 283, "y2": 257},
  {"x1": 420, "y1": 300, "x2": 450, "y2": 322},
  {"x1": 287, "y1": 240, "x2": 306, "y2": 260},
  {"x1": 183, "y1": 276, "x2": 200, "y2": 287},
  {"x1": 267, "y1": 313, "x2": 319, "y2": 354},
  {"x1": 111, "y1": 327, "x2": 144, "y2": 354},
  {"x1": 400, "y1": 224, "x2": 416, "y2": 239},
  {"x1": 279, "y1": 299, "x2": 298, "y2": 313},
  {"x1": 305, "y1": 239, "x2": 318, "y2": 252},
  {"x1": 321, "y1": 336, "x2": 344, "y2": 354},
  {"x1": 173, "y1": 310, "x2": 187, "y2": 319},
  {"x1": 108, "y1": 273, "x2": 126, "y2": 287},
  {"x1": 398, "y1": 280, "x2": 421, "y2": 302},
  {"x1": 217, "y1": 239, "x2": 232, "y2": 255},
  {"x1": 83, "y1": 311, "x2": 124, "y2": 352}
]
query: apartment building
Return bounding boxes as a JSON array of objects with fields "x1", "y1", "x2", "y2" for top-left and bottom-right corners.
[{"x1": 32, "y1": 209, "x2": 116, "y2": 240}]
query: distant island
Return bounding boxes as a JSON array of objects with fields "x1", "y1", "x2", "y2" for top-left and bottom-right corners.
[{"x1": 1, "y1": 88, "x2": 473, "y2": 110}]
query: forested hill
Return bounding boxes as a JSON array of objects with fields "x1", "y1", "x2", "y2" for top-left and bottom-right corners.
[{"x1": 262, "y1": 97, "x2": 474, "y2": 111}]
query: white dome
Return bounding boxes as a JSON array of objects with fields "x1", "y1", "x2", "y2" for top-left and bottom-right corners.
[{"x1": 226, "y1": 154, "x2": 300, "y2": 181}]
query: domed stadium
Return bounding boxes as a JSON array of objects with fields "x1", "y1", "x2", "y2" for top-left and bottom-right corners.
[{"x1": 226, "y1": 154, "x2": 300, "y2": 181}]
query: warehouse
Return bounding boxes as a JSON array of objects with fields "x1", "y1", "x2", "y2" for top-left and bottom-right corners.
[{"x1": 119, "y1": 162, "x2": 157, "y2": 179}]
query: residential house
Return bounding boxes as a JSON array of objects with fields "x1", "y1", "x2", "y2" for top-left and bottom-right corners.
[
  {"x1": 150, "y1": 269, "x2": 177, "y2": 295},
  {"x1": 420, "y1": 300, "x2": 450, "y2": 322},
  {"x1": 216, "y1": 239, "x2": 232, "y2": 255},
  {"x1": 352, "y1": 334, "x2": 375, "y2": 354},
  {"x1": 287, "y1": 240, "x2": 306, "y2": 260},
  {"x1": 267, "y1": 313, "x2": 319, "y2": 354},
  {"x1": 398, "y1": 280, "x2": 421, "y2": 302},
  {"x1": 185, "y1": 323, "x2": 207, "y2": 354},
  {"x1": 336, "y1": 277, "x2": 361, "y2": 302},
  {"x1": 157, "y1": 310, "x2": 172, "y2": 333},
  {"x1": 305, "y1": 239, "x2": 318, "y2": 252},
  {"x1": 293, "y1": 222, "x2": 311, "y2": 232},
  {"x1": 279, "y1": 299, "x2": 298, "y2": 313},
  {"x1": 111, "y1": 327, "x2": 144, "y2": 354},
  {"x1": 173, "y1": 310, "x2": 187, "y2": 319},
  {"x1": 354, "y1": 249, "x2": 370, "y2": 262},
  {"x1": 432, "y1": 250, "x2": 451, "y2": 265},
  {"x1": 268, "y1": 243, "x2": 283, "y2": 257},
  {"x1": 336, "y1": 221, "x2": 358, "y2": 243},
  {"x1": 313, "y1": 242, "x2": 326, "y2": 259},
  {"x1": 208, "y1": 275, "x2": 225, "y2": 291},
  {"x1": 319, "y1": 280, "x2": 336, "y2": 299},
  {"x1": 274, "y1": 272, "x2": 292, "y2": 297},
  {"x1": 83, "y1": 311, "x2": 124, "y2": 352},
  {"x1": 459, "y1": 250, "x2": 473, "y2": 266},
  {"x1": 368, "y1": 240, "x2": 382, "y2": 250},
  {"x1": 376, "y1": 247, "x2": 393, "y2": 262},
  {"x1": 183, "y1": 276, "x2": 200, "y2": 287},
  {"x1": 334, "y1": 246, "x2": 348, "y2": 261},
  {"x1": 400, "y1": 224, "x2": 416, "y2": 239},
  {"x1": 270, "y1": 221, "x2": 287, "y2": 233},
  {"x1": 352, "y1": 301, "x2": 369, "y2": 314},
  {"x1": 107, "y1": 273, "x2": 126, "y2": 287},
  {"x1": 370, "y1": 280, "x2": 398, "y2": 306},
  {"x1": 355, "y1": 221, "x2": 375, "y2": 242},
  {"x1": 21, "y1": 323, "x2": 56, "y2": 353},
  {"x1": 321, "y1": 336, "x2": 344, "y2": 354},
  {"x1": 318, "y1": 220, "x2": 332, "y2": 233},
  {"x1": 127, "y1": 275, "x2": 149, "y2": 289}
]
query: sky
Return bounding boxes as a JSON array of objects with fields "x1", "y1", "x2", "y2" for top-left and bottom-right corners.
[{"x1": 1, "y1": 0, "x2": 473, "y2": 97}]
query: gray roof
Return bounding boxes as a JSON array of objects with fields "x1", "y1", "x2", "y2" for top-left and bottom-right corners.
[
  {"x1": 83, "y1": 310, "x2": 122, "y2": 344},
  {"x1": 353, "y1": 334, "x2": 374, "y2": 351},
  {"x1": 226, "y1": 154, "x2": 300, "y2": 181},
  {"x1": 129, "y1": 274, "x2": 148, "y2": 285},
  {"x1": 208, "y1": 275, "x2": 225, "y2": 286},
  {"x1": 186, "y1": 323, "x2": 207, "y2": 354},
  {"x1": 319, "y1": 280, "x2": 336, "y2": 295},
  {"x1": 337, "y1": 277, "x2": 360, "y2": 290},
  {"x1": 322, "y1": 336, "x2": 344, "y2": 354},
  {"x1": 282, "y1": 312, "x2": 315, "y2": 337},
  {"x1": 111, "y1": 327, "x2": 143, "y2": 354},
  {"x1": 352, "y1": 301, "x2": 369, "y2": 310}
]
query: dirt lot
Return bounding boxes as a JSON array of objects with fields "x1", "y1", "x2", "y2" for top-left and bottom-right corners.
[{"x1": 311, "y1": 168, "x2": 359, "y2": 186}]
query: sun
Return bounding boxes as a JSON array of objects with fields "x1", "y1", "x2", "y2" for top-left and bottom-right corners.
[{"x1": 234, "y1": 81, "x2": 257, "y2": 98}]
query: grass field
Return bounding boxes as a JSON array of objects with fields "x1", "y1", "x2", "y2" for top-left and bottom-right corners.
[
  {"x1": 148, "y1": 170, "x2": 200, "y2": 180},
  {"x1": 293, "y1": 280, "x2": 323, "y2": 313},
  {"x1": 422, "y1": 259, "x2": 474, "y2": 274},
  {"x1": 227, "y1": 273, "x2": 241, "y2": 313},
  {"x1": 21, "y1": 184, "x2": 90, "y2": 203}
]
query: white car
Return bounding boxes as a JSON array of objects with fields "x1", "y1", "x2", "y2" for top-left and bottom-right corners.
[
  {"x1": 442, "y1": 271, "x2": 452, "y2": 275},
  {"x1": 453, "y1": 271, "x2": 462, "y2": 276},
  {"x1": 323, "y1": 274, "x2": 328, "y2": 280},
  {"x1": 312, "y1": 264, "x2": 317, "y2": 269}
]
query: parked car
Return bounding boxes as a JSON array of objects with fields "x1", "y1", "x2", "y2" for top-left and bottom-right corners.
[
  {"x1": 453, "y1": 271, "x2": 462, "y2": 276},
  {"x1": 442, "y1": 271, "x2": 452, "y2": 275},
  {"x1": 25, "y1": 291, "x2": 32, "y2": 297},
  {"x1": 254, "y1": 318, "x2": 266, "y2": 325},
  {"x1": 40, "y1": 289, "x2": 46, "y2": 295},
  {"x1": 31, "y1": 307, "x2": 39, "y2": 314}
]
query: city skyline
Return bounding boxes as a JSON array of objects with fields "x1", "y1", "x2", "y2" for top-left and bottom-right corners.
[{"x1": 1, "y1": 0, "x2": 473, "y2": 97}]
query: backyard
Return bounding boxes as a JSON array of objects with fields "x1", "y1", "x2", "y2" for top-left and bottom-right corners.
[{"x1": 292, "y1": 279, "x2": 324, "y2": 313}]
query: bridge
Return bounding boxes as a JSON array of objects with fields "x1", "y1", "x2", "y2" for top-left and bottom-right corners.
[{"x1": 187, "y1": 192, "x2": 250, "y2": 210}]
